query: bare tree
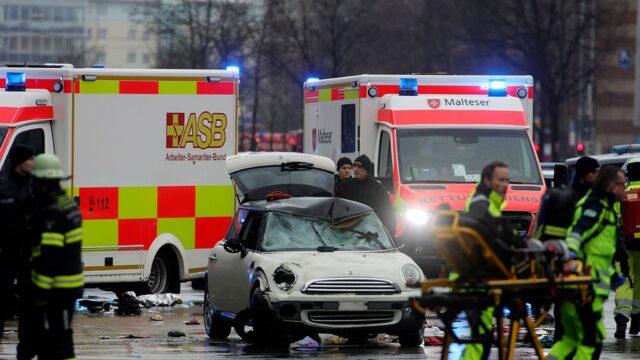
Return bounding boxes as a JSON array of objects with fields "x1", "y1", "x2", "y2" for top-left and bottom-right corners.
[{"x1": 457, "y1": 0, "x2": 621, "y2": 160}]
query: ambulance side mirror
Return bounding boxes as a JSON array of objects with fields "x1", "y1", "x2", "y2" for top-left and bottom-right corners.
[
  {"x1": 376, "y1": 176, "x2": 395, "y2": 194},
  {"x1": 553, "y1": 164, "x2": 569, "y2": 188}
]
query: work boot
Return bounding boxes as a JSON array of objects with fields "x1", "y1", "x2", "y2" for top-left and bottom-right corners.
[
  {"x1": 630, "y1": 314, "x2": 640, "y2": 335},
  {"x1": 615, "y1": 314, "x2": 628, "y2": 339}
]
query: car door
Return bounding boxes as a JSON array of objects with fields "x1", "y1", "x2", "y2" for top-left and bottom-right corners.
[{"x1": 209, "y1": 209, "x2": 263, "y2": 313}]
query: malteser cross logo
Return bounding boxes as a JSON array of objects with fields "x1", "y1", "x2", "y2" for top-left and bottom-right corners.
[{"x1": 427, "y1": 99, "x2": 441, "y2": 109}]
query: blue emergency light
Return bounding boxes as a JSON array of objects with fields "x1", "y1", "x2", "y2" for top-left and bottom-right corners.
[
  {"x1": 399, "y1": 78, "x2": 418, "y2": 96},
  {"x1": 488, "y1": 79, "x2": 507, "y2": 97},
  {"x1": 306, "y1": 76, "x2": 320, "y2": 83},
  {"x1": 5, "y1": 72, "x2": 26, "y2": 92},
  {"x1": 226, "y1": 65, "x2": 240, "y2": 74}
]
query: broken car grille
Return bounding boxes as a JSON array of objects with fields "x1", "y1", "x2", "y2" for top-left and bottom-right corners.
[{"x1": 301, "y1": 278, "x2": 400, "y2": 295}]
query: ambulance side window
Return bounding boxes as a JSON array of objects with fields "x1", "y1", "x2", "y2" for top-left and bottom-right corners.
[
  {"x1": 341, "y1": 104, "x2": 356, "y2": 153},
  {"x1": 378, "y1": 131, "x2": 393, "y2": 178},
  {"x1": 0, "y1": 128, "x2": 45, "y2": 181}
]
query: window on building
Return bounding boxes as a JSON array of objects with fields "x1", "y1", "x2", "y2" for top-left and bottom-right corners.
[
  {"x1": 32, "y1": 37, "x2": 41, "y2": 52},
  {"x1": 143, "y1": 53, "x2": 150, "y2": 65},
  {"x1": 127, "y1": 29, "x2": 136, "y2": 40},
  {"x1": 96, "y1": 52, "x2": 106, "y2": 64},
  {"x1": 54, "y1": 37, "x2": 63, "y2": 48},
  {"x1": 43, "y1": 37, "x2": 51, "y2": 51},
  {"x1": 42, "y1": 6, "x2": 52, "y2": 21},
  {"x1": 87, "y1": 28, "x2": 92, "y2": 39},
  {"x1": 8, "y1": 37, "x2": 17, "y2": 50},
  {"x1": 5, "y1": 5, "x2": 19, "y2": 20},
  {"x1": 54, "y1": 6, "x2": 64, "y2": 21},
  {"x1": 127, "y1": 52, "x2": 136, "y2": 64},
  {"x1": 97, "y1": 28, "x2": 107, "y2": 39},
  {"x1": 20, "y1": 5, "x2": 30, "y2": 21},
  {"x1": 143, "y1": 31, "x2": 151, "y2": 41},
  {"x1": 20, "y1": 37, "x2": 28, "y2": 51},
  {"x1": 98, "y1": 4, "x2": 107, "y2": 16}
]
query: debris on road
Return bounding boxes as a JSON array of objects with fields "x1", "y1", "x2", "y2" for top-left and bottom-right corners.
[
  {"x1": 184, "y1": 318, "x2": 200, "y2": 325},
  {"x1": 98, "y1": 336, "x2": 110, "y2": 340},
  {"x1": 168, "y1": 330, "x2": 186, "y2": 337},
  {"x1": 115, "y1": 291, "x2": 142, "y2": 316},
  {"x1": 150, "y1": 314, "x2": 164, "y2": 321},
  {"x1": 325, "y1": 335, "x2": 348, "y2": 345},
  {"x1": 136, "y1": 293, "x2": 183, "y2": 307},
  {"x1": 117, "y1": 334, "x2": 149, "y2": 339}
]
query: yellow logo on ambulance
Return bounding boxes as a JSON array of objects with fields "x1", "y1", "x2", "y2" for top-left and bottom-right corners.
[{"x1": 166, "y1": 112, "x2": 227, "y2": 149}]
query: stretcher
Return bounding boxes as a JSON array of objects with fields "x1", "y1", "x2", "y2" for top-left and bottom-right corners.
[{"x1": 410, "y1": 211, "x2": 594, "y2": 360}]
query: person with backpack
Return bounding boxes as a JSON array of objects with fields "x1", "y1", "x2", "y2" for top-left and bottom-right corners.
[
  {"x1": 548, "y1": 166, "x2": 626, "y2": 360},
  {"x1": 613, "y1": 158, "x2": 640, "y2": 338}
]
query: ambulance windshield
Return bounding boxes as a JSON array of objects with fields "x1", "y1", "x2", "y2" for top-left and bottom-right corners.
[{"x1": 397, "y1": 129, "x2": 542, "y2": 185}]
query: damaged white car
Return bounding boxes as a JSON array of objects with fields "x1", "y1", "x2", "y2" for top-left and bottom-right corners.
[{"x1": 204, "y1": 153, "x2": 425, "y2": 347}]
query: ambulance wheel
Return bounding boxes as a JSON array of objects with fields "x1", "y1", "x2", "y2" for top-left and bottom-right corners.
[{"x1": 143, "y1": 249, "x2": 179, "y2": 294}]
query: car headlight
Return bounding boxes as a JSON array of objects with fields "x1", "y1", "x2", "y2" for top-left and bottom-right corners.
[
  {"x1": 273, "y1": 265, "x2": 297, "y2": 291},
  {"x1": 404, "y1": 208, "x2": 431, "y2": 226},
  {"x1": 401, "y1": 264, "x2": 422, "y2": 287}
]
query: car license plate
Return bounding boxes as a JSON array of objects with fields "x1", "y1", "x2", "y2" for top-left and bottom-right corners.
[{"x1": 338, "y1": 302, "x2": 367, "y2": 311}]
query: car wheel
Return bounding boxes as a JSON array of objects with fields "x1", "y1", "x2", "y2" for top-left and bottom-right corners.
[
  {"x1": 146, "y1": 255, "x2": 169, "y2": 294},
  {"x1": 398, "y1": 331, "x2": 423, "y2": 347},
  {"x1": 204, "y1": 284, "x2": 231, "y2": 339},
  {"x1": 250, "y1": 288, "x2": 290, "y2": 347}
]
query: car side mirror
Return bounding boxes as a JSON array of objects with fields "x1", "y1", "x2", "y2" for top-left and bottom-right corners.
[
  {"x1": 553, "y1": 164, "x2": 569, "y2": 188},
  {"x1": 376, "y1": 176, "x2": 395, "y2": 194},
  {"x1": 223, "y1": 240, "x2": 247, "y2": 258}
]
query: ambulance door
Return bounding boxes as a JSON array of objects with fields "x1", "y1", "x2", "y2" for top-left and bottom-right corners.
[
  {"x1": 374, "y1": 127, "x2": 395, "y2": 194},
  {"x1": 0, "y1": 123, "x2": 54, "y2": 181}
]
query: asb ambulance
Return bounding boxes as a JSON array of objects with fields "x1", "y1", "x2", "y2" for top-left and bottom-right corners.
[
  {"x1": 303, "y1": 75, "x2": 544, "y2": 276},
  {"x1": 0, "y1": 65, "x2": 238, "y2": 293}
]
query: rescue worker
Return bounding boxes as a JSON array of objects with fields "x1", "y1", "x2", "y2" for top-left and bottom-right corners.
[
  {"x1": 548, "y1": 165, "x2": 626, "y2": 360},
  {"x1": 613, "y1": 158, "x2": 640, "y2": 338},
  {"x1": 0, "y1": 145, "x2": 36, "y2": 340},
  {"x1": 18, "y1": 154, "x2": 83, "y2": 360},
  {"x1": 335, "y1": 154, "x2": 396, "y2": 233},
  {"x1": 572, "y1": 156, "x2": 600, "y2": 201},
  {"x1": 334, "y1": 157, "x2": 353, "y2": 190},
  {"x1": 456, "y1": 161, "x2": 511, "y2": 360}
]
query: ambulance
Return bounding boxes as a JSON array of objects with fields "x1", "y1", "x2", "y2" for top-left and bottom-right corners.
[
  {"x1": 303, "y1": 75, "x2": 544, "y2": 276},
  {"x1": 0, "y1": 65, "x2": 238, "y2": 293}
]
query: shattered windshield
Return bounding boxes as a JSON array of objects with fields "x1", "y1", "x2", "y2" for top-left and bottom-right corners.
[
  {"x1": 260, "y1": 212, "x2": 394, "y2": 252},
  {"x1": 397, "y1": 128, "x2": 542, "y2": 185}
]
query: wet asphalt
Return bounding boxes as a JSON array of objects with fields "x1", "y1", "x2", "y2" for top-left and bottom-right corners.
[{"x1": 0, "y1": 284, "x2": 638, "y2": 359}]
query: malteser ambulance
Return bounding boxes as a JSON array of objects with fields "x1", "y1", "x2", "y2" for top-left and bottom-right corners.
[
  {"x1": 0, "y1": 65, "x2": 238, "y2": 293},
  {"x1": 303, "y1": 75, "x2": 544, "y2": 276}
]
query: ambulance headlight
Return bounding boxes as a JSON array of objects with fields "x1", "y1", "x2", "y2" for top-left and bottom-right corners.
[
  {"x1": 488, "y1": 79, "x2": 507, "y2": 97},
  {"x1": 405, "y1": 208, "x2": 431, "y2": 226},
  {"x1": 401, "y1": 264, "x2": 422, "y2": 287},
  {"x1": 6, "y1": 72, "x2": 26, "y2": 92}
]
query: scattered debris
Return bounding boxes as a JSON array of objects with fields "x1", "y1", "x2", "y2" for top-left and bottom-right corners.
[
  {"x1": 78, "y1": 299, "x2": 112, "y2": 313},
  {"x1": 538, "y1": 335, "x2": 554, "y2": 348},
  {"x1": 136, "y1": 293, "x2": 183, "y2": 307},
  {"x1": 149, "y1": 314, "x2": 164, "y2": 321},
  {"x1": 184, "y1": 318, "x2": 200, "y2": 325},
  {"x1": 115, "y1": 291, "x2": 142, "y2": 316},
  {"x1": 325, "y1": 335, "x2": 348, "y2": 345},
  {"x1": 117, "y1": 334, "x2": 149, "y2": 339},
  {"x1": 168, "y1": 330, "x2": 186, "y2": 337},
  {"x1": 98, "y1": 336, "x2": 110, "y2": 340}
]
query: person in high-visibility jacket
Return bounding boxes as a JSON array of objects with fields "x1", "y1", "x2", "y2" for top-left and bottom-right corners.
[
  {"x1": 548, "y1": 166, "x2": 627, "y2": 360},
  {"x1": 614, "y1": 158, "x2": 640, "y2": 338},
  {"x1": 17, "y1": 154, "x2": 83, "y2": 360},
  {"x1": 456, "y1": 161, "x2": 510, "y2": 360}
]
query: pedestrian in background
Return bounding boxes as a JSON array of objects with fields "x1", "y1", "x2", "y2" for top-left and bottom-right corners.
[
  {"x1": 572, "y1": 156, "x2": 600, "y2": 201},
  {"x1": 17, "y1": 154, "x2": 84, "y2": 360},
  {"x1": 334, "y1": 157, "x2": 353, "y2": 190},
  {"x1": 335, "y1": 154, "x2": 396, "y2": 233},
  {"x1": 0, "y1": 145, "x2": 36, "y2": 340}
]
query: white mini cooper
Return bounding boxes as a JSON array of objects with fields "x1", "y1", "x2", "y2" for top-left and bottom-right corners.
[{"x1": 204, "y1": 153, "x2": 425, "y2": 347}]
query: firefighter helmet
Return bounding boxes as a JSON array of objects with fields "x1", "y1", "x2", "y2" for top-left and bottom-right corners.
[{"x1": 32, "y1": 154, "x2": 67, "y2": 179}]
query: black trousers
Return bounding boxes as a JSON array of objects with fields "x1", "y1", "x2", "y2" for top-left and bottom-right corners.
[
  {"x1": 18, "y1": 297, "x2": 76, "y2": 360},
  {"x1": 0, "y1": 250, "x2": 18, "y2": 337}
]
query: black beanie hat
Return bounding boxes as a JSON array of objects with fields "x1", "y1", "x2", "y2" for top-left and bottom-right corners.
[
  {"x1": 353, "y1": 154, "x2": 372, "y2": 173},
  {"x1": 336, "y1": 157, "x2": 352, "y2": 170},
  {"x1": 9, "y1": 144, "x2": 35, "y2": 168},
  {"x1": 575, "y1": 156, "x2": 599, "y2": 179}
]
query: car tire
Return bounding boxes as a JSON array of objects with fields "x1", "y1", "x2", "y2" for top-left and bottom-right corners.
[
  {"x1": 398, "y1": 331, "x2": 423, "y2": 347},
  {"x1": 204, "y1": 284, "x2": 232, "y2": 339},
  {"x1": 250, "y1": 288, "x2": 290, "y2": 347}
]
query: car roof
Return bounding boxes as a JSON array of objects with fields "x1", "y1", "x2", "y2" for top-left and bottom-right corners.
[
  {"x1": 226, "y1": 152, "x2": 335, "y2": 174},
  {"x1": 565, "y1": 153, "x2": 640, "y2": 167},
  {"x1": 240, "y1": 196, "x2": 373, "y2": 223}
]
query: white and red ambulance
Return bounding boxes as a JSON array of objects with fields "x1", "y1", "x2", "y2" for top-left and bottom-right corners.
[
  {"x1": 303, "y1": 75, "x2": 543, "y2": 276},
  {"x1": 0, "y1": 65, "x2": 238, "y2": 293}
]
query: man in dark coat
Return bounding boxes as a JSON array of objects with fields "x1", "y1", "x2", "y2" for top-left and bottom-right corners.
[
  {"x1": 335, "y1": 154, "x2": 396, "y2": 233},
  {"x1": 572, "y1": 156, "x2": 599, "y2": 201},
  {"x1": 0, "y1": 145, "x2": 36, "y2": 339},
  {"x1": 334, "y1": 157, "x2": 353, "y2": 191}
]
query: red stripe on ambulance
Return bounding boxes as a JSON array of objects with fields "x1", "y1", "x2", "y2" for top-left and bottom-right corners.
[
  {"x1": 0, "y1": 106, "x2": 54, "y2": 124},
  {"x1": 378, "y1": 109, "x2": 527, "y2": 127}
]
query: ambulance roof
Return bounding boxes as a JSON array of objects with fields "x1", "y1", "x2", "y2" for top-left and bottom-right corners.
[
  {"x1": 0, "y1": 89, "x2": 54, "y2": 125},
  {"x1": 377, "y1": 95, "x2": 528, "y2": 128},
  {"x1": 304, "y1": 74, "x2": 533, "y2": 88}
]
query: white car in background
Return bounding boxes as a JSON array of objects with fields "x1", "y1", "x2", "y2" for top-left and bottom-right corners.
[{"x1": 203, "y1": 152, "x2": 425, "y2": 347}]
